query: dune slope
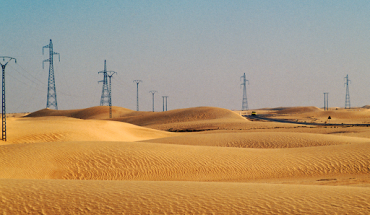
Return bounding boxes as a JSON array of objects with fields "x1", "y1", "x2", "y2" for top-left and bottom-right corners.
[
  {"x1": 25, "y1": 106, "x2": 133, "y2": 119},
  {"x1": 1, "y1": 179, "x2": 369, "y2": 214},
  {"x1": 0, "y1": 141, "x2": 369, "y2": 181},
  {"x1": 6, "y1": 117, "x2": 175, "y2": 144},
  {"x1": 141, "y1": 131, "x2": 370, "y2": 148}
]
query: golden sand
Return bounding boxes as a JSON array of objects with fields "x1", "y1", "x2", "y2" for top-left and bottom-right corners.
[{"x1": 1, "y1": 106, "x2": 370, "y2": 214}]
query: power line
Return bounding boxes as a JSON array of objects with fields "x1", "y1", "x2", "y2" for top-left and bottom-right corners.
[{"x1": 9, "y1": 64, "x2": 45, "y2": 87}]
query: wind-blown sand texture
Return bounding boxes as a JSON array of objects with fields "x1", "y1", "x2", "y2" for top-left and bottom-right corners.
[{"x1": 1, "y1": 106, "x2": 370, "y2": 214}]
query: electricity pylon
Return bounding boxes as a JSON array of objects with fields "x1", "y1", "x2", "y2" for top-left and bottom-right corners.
[
  {"x1": 99, "y1": 60, "x2": 114, "y2": 106},
  {"x1": 133, "y1": 80, "x2": 142, "y2": 111},
  {"x1": 43, "y1": 39, "x2": 60, "y2": 110},
  {"x1": 344, "y1": 74, "x2": 351, "y2": 109},
  {"x1": 108, "y1": 72, "x2": 116, "y2": 118},
  {"x1": 162, "y1": 96, "x2": 168, "y2": 111},
  {"x1": 240, "y1": 73, "x2": 249, "y2": 110},
  {"x1": 0, "y1": 56, "x2": 16, "y2": 141},
  {"x1": 149, "y1": 90, "x2": 157, "y2": 112},
  {"x1": 324, "y1": 92, "x2": 329, "y2": 111}
]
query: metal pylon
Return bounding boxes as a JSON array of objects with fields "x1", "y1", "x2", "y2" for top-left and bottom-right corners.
[
  {"x1": 162, "y1": 96, "x2": 168, "y2": 111},
  {"x1": 324, "y1": 92, "x2": 329, "y2": 111},
  {"x1": 0, "y1": 56, "x2": 16, "y2": 141},
  {"x1": 43, "y1": 39, "x2": 60, "y2": 110},
  {"x1": 133, "y1": 80, "x2": 142, "y2": 111},
  {"x1": 240, "y1": 73, "x2": 249, "y2": 110},
  {"x1": 149, "y1": 90, "x2": 157, "y2": 112},
  {"x1": 344, "y1": 74, "x2": 351, "y2": 109},
  {"x1": 108, "y1": 72, "x2": 116, "y2": 118},
  {"x1": 99, "y1": 60, "x2": 113, "y2": 106}
]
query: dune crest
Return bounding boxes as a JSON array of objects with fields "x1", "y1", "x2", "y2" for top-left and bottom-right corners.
[
  {"x1": 25, "y1": 106, "x2": 133, "y2": 119},
  {"x1": 7, "y1": 117, "x2": 175, "y2": 144},
  {"x1": 114, "y1": 106, "x2": 246, "y2": 125}
]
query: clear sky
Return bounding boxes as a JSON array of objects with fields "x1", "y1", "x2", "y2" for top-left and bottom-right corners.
[{"x1": 1, "y1": 0, "x2": 370, "y2": 113}]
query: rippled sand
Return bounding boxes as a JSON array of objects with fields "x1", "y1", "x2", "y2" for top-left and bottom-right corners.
[{"x1": 1, "y1": 106, "x2": 370, "y2": 214}]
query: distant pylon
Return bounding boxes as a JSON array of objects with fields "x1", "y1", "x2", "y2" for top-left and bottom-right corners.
[
  {"x1": 99, "y1": 60, "x2": 114, "y2": 106},
  {"x1": 0, "y1": 56, "x2": 16, "y2": 141},
  {"x1": 240, "y1": 73, "x2": 249, "y2": 110},
  {"x1": 344, "y1": 74, "x2": 351, "y2": 109},
  {"x1": 43, "y1": 39, "x2": 60, "y2": 110},
  {"x1": 108, "y1": 72, "x2": 116, "y2": 118},
  {"x1": 133, "y1": 80, "x2": 142, "y2": 111},
  {"x1": 149, "y1": 90, "x2": 157, "y2": 112},
  {"x1": 162, "y1": 96, "x2": 168, "y2": 111},
  {"x1": 324, "y1": 92, "x2": 329, "y2": 111}
]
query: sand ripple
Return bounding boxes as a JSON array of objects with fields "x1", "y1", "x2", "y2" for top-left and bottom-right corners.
[{"x1": 1, "y1": 179, "x2": 369, "y2": 214}]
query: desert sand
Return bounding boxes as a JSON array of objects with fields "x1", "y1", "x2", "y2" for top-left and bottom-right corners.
[{"x1": 1, "y1": 105, "x2": 370, "y2": 214}]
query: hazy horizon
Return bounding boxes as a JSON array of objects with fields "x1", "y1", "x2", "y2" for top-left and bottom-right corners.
[{"x1": 1, "y1": 0, "x2": 370, "y2": 113}]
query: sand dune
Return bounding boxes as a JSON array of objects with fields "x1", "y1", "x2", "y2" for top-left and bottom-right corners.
[
  {"x1": 273, "y1": 106, "x2": 321, "y2": 114},
  {"x1": 2, "y1": 105, "x2": 370, "y2": 214},
  {"x1": 141, "y1": 131, "x2": 370, "y2": 148},
  {"x1": 1, "y1": 141, "x2": 369, "y2": 181},
  {"x1": 1, "y1": 179, "x2": 369, "y2": 214},
  {"x1": 114, "y1": 106, "x2": 246, "y2": 125},
  {"x1": 25, "y1": 106, "x2": 133, "y2": 119},
  {"x1": 259, "y1": 106, "x2": 370, "y2": 124},
  {"x1": 6, "y1": 116, "x2": 175, "y2": 144}
]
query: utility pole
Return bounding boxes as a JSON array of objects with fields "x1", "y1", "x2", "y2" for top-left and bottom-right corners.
[
  {"x1": 149, "y1": 90, "x2": 157, "y2": 112},
  {"x1": 108, "y1": 72, "x2": 116, "y2": 118},
  {"x1": 133, "y1": 80, "x2": 142, "y2": 111},
  {"x1": 324, "y1": 92, "x2": 329, "y2": 111},
  {"x1": 43, "y1": 39, "x2": 60, "y2": 110},
  {"x1": 0, "y1": 56, "x2": 16, "y2": 141},
  {"x1": 344, "y1": 74, "x2": 351, "y2": 109},
  {"x1": 240, "y1": 73, "x2": 249, "y2": 110},
  {"x1": 99, "y1": 60, "x2": 114, "y2": 106},
  {"x1": 162, "y1": 96, "x2": 168, "y2": 111}
]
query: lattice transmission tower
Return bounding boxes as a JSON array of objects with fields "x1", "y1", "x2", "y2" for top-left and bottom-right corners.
[
  {"x1": 98, "y1": 60, "x2": 115, "y2": 106},
  {"x1": 0, "y1": 56, "x2": 16, "y2": 141},
  {"x1": 108, "y1": 72, "x2": 116, "y2": 118},
  {"x1": 344, "y1": 74, "x2": 351, "y2": 109},
  {"x1": 240, "y1": 73, "x2": 249, "y2": 110},
  {"x1": 43, "y1": 39, "x2": 60, "y2": 110},
  {"x1": 133, "y1": 80, "x2": 142, "y2": 111},
  {"x1": 149, "y1": 90, "x2": 157, "y2": 112}
]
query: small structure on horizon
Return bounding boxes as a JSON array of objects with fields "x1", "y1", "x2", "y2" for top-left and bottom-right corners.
[
  {"x1": 133, "y1": 80, "x2": 142, "y2": 111},
  {"x1": 240, "y1": 73, "x2": 249, "y2": 111},
  {"x1": 344, "y1": 74, "x2": 351, "y2": 109},
  {"x1": 323, "y1": 92, "x2": 329, "y2": 111},
  {"x1": 149, "y1": 90, "x2": 157, "y2": 112},
  {"x1": 162, "y1": 96, "x2": 169, "y2": 111}
]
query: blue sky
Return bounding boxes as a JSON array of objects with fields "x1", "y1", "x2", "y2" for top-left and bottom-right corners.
[{"x1": 1, "y1": 0, "x2": 370, "y2": 112}]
